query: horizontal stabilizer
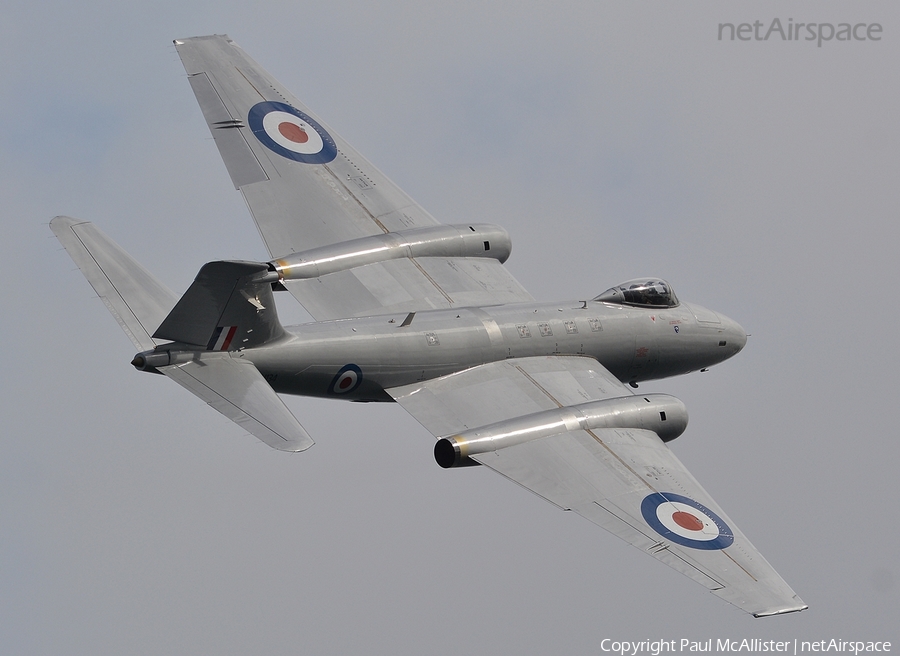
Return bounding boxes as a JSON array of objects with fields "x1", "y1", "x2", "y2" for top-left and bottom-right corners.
[
  {"x1": 50, "y1": 216, "x2": 178, "y2": 351},
  {"x1": 162, "y1": 354, "x2": 314, "y2": 452}
]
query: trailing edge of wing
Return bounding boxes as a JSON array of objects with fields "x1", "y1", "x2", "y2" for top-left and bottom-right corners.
[
  {"x1": 162, "y1": 354, "x2": 314, "y2": 452},
  {"x1": 50, "y1": 216, "x2": 178, "y2": 351}
]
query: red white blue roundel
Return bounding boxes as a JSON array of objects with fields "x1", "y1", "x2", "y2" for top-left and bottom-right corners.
[
  {"x1": 329, "y1": 364, "x2": 362, "y2": 395},
  {"x1": 247, "y1": 101, "x2": 337, "y2": 164},
  {"x1": 640, "y1": 492, "x2": 734, "y2": 550}
]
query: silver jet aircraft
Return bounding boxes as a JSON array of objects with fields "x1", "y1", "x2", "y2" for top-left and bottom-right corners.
[{"x1": 51, "y1": 35, "x2": 806, "y2": 617}]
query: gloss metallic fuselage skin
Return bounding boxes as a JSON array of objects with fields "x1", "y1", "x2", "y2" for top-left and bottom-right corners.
[{"x1": 237, "y1": 298, "x2": 747, "y2": 402}]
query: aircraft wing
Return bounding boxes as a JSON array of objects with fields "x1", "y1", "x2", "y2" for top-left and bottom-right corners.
[
  {"x1": 174, "y1": 35, "x2": 532, "y2": 320},
  {"x1": 388, "y1": 355, "x2": 806, "y2": 617}
]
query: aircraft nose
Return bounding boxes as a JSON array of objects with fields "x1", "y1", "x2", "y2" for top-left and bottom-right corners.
[{"x1": 720, "y1": 313, "x2": 748, "y2": 354}]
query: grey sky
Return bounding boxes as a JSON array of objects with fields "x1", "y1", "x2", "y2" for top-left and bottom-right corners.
[{"x1": 2, "y1": 1, "x2": 898, "y2": 653}]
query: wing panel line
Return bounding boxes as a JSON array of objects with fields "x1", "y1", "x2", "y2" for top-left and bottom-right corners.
[
  {"x1": 514, "y1": 365, "x2": 565, "y2": 407},
  {"x1": 410, "y1": 258, "x2": 454, "y2": 305},
  {"x1": 323, "y1": 162, "x2": 390, "y2": 234},
  {"x1": 585, "y1": 428, "x2": 657, "y2": 493},
  {"x1": 235, "y1": 65, "x2": 267, "y2": 100},
  {"x1": 722, "y1": 548, "x2": 758, "y2": 582}
]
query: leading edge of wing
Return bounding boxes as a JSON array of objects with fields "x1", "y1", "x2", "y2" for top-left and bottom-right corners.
[{"x1": 388, "y1": 355, "x2": 806, "y2": 617}]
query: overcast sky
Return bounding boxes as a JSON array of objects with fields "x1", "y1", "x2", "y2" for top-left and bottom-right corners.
[{"x1": 2, "y1": 1, "x2": 898, "y2": 654}]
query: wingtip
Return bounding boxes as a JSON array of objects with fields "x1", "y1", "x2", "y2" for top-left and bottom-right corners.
[
  {"x1": 50, "y1": 215, "x2": 82, "y2": 226},
  {"x1": 173, "y1": 34, "x2": 232, "y2": 46},
  {"x1": 277, "y1": 437, "x2": 316, "y2": 453},
  {"x1": 752, "y1": 602, "x2": 808, "y2": 618},
  {"x1": 49, "y1": 215, "x2": 89, "y2": 234}
]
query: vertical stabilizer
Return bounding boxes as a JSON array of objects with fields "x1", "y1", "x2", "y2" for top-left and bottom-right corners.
[{"x1": 153, "y1": 261, "x2": 285, "y2": 349}]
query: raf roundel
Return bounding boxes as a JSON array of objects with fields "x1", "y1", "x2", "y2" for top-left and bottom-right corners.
[
  {"x1": 329, "y1": 364, "x2": 363, "y2": 395},
  {"x1": 640, "y1": 492, "x2": 734, "y2": 550},
  {"x1": 247, "y1": 101, "x2": 337, "y2": 164}
]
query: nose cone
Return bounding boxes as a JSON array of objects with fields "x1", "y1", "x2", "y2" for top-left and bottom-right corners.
[
  {"x1": 685, "y1": 302, "x2": 747, "y2": 366},
  {"x1": 719, "y1": 313, "x2": 748, "y2": 356}
]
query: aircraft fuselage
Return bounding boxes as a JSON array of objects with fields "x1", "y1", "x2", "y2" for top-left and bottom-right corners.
[{"x1": 236, "y1": 298, "x2": 747, "y2": 401}]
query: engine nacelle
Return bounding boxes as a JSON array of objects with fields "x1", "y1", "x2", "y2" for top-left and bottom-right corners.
[
  {"x1": 270, "y1": 223, "x2": 511, "y2": 280},
  {"x1": 434, "y1": 394, "x2": 688, "y2": 468}
]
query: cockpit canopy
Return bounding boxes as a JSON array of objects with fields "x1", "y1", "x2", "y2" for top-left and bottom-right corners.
[{"x1": 594, "y1": 278, "x2": 679, "y2": 308}]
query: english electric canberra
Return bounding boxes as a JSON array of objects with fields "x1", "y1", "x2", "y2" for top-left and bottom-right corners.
[{"x1": 51, "y1": 35, "x2": 805, "y2": 617}]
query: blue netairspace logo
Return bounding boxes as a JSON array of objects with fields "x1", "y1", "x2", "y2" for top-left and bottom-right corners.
[
  {"x1": 247, "y1": 101, "x2": 337, "y2": 164},
  {"x1": 640, "y1": 492, "x2": 734, "y2": 550}
]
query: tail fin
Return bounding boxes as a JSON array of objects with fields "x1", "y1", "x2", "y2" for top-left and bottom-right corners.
[
  {"x1": 50, "y1": 216, "x2": 178, "y2": 351},
  {"x1": 153, "y1": 260, "x2": 284, "y2": 349},
  {"x1": 147, "y1": 260, "x2": 311, "y2": 450}
]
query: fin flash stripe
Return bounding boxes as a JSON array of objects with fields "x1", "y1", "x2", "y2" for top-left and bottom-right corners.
[{"x1": 207, "y1": 325, "x2": 238, "y2": 351}]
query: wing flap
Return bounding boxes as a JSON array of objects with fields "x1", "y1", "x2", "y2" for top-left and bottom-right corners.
[
  {"x1": 162, "y1": 354, "x2": 313, "y2": 452},
  {"x1": 389, "y1": 355, "x2": 806, "y2": 617}
]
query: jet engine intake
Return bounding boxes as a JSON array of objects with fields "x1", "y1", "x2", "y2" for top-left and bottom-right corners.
[
  {"x1": 270, "y1": 224, "x2": 511, "y2": 280},
  {"x1": 434, "y1": 394, "x2": 688, "y2": 468}
]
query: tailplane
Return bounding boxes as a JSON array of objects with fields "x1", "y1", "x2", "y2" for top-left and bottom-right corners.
[
  {"x1": 51, "y1": 218, "x2": 312, "y2": 452},
  {"x1": 50, "y1": 216, "x2": 177, "y2": 350},
  {"x1": 162, "y1": 354, "x2": 314, "y2": 452}
]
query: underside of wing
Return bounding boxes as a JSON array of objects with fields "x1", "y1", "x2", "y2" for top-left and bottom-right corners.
[
  {"x1": 174, "y1": 35, "x2": 531, "y2": 320},
  {"x1": 388, "y1": 355, "x2": 806, "y2": 617}
]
